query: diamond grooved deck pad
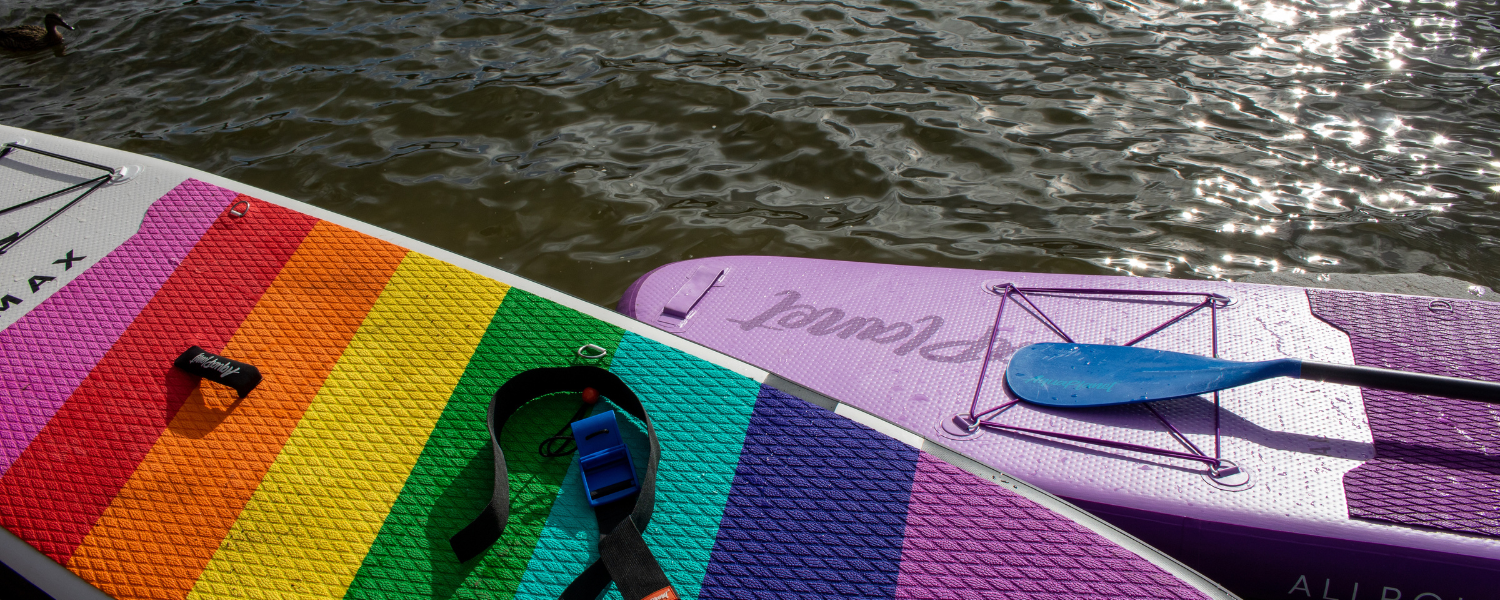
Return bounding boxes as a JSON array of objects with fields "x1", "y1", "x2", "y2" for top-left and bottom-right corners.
[
  {"x1": 1309, "y1": 289, "x2": 1500, "y2": 538},
  {"x1": 0, "y1": 179, "x2": 1209, "y2": 600},
  {"x1": 344, "y1": 288, "x2": 625, "y2": 600},
  {"x1": 0, "y1": 180, "x2": 232, "y2": 476},
  {"x1": 514, "y1": 333, "x2": 763, "y2": 600},
  {"x1": 0, "y1": 196, "x2": 317, "y2": 563},
  {"x1": 897, "y1": 455, "x2": 1203, "y2": 599},
  {"x1": 698, "y1": 386, "x2": 917, "y2": 599}
]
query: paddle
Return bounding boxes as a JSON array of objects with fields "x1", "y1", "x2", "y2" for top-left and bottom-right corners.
[{"x1": 1005, "y1": 343, "x2": 1500, "y2": 408}]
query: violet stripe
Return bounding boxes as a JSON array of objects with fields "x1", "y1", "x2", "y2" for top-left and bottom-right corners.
[
  {"x1": 894, "y1": 453, "x2": 1209, "y2": 599},
  {"x1": 0, "y1": 179, "x2": 232, "y2": 475}
]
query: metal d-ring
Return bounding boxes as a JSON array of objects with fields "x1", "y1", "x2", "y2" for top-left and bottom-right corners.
[
  {"x1": 576, "y1": 344, "x2": 608, "y2": 360},
  {"x1": 228, "y1": 200, "x2": 249, "y2": 218}
]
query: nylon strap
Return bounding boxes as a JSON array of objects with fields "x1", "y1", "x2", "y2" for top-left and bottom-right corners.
[{"x1": 449, "y1": 366, "x2": 671, "y2": 600}]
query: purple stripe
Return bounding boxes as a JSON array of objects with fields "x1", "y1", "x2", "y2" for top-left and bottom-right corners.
[
  {"x1": 895, "y1": 454, "x2": 1210, "y2": 599},
  {"x1": 698, "y1": 387, "x2": 916, "y2": 599},
  {"x1": 0, "y1": 179, "x2": 232, "y2": 475}
]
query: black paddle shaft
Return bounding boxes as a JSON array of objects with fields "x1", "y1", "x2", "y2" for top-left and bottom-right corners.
[{"x1": 1300, "y1": 362, "x2": 1500, "y2": 403}]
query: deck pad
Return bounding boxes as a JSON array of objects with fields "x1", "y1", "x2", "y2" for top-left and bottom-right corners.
[
  {"x1": 0, "y1": 181, "x2": 231, "y2": 474},
  {"x1": 1309, "y1": 289, "x2": 1500, "y2": 538},
  {"x1": 0, "y1": 177, "x2": 1214, "y2": 600}
]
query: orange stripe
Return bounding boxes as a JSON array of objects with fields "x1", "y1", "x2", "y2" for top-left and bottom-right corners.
[{"x1": 66, "y1": 222, "x2": 406, "y2": 600}]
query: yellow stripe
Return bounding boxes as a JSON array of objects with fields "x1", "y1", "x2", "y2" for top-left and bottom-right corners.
[{"x1": 187, "y1": 253, "x2": 509, "y2": 600}]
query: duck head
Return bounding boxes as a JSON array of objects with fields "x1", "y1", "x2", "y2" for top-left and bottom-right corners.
[{"x1": 43, "y1": 13, "x2": 73, "y2": 33}]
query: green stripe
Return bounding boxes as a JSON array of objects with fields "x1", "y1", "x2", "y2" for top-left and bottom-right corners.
[{"x1": 343, "y1": 289, "x2": 625, "y2": 600}]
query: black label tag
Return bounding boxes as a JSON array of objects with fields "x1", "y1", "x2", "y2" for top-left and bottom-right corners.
[{"x1": 173, "y1": 345, "x2": 262, "y2": 398}]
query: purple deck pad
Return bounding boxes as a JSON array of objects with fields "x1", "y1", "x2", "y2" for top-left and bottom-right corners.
[
  {"x1": 0, "y1": 179, "x2": 231, "y2": 475},
  {"x1": 1308, "y1": 289, "x2": 1500, "y2": 538},
  {"x1": 700, "y1": 387, "x2": 916, "y2": 599},
  {"x1": 699, "y1": 386, "x2": 1209, "y2": 600},
  {"x1": 899, "y1": 454, "x2": 1201, "y2": 599}
]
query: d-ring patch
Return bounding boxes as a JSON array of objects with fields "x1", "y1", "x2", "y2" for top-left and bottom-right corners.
[
  {"x1": 229, "y1": 200, "x2": 250, "y2": 218},
  {"x1": 577, "y1": 344, "x2": 608, "y2": 360}
]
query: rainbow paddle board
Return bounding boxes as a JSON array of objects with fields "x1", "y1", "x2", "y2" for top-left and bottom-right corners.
[{"x1": 0, "y1": 125, "x2": 1234, "y2": 600}]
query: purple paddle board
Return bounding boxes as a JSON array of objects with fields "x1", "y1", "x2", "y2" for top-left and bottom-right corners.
[{"x1": 621, "y1": 256, "x2": 1500, "y2": 600}]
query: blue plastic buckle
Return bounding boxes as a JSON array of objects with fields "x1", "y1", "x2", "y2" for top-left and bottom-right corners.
[{"x1": 570, "y1": 410, "x2": 640, "y2": 507}]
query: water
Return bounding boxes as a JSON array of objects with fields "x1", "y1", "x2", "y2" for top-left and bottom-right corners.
[{"x1": 2, "y1": 0, "x2": 1496, "y2": 308}]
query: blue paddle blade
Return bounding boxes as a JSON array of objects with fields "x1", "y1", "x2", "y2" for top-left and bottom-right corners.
[{"x1": 1005, "y1": 343, "x2": 1302, "y2": 407}]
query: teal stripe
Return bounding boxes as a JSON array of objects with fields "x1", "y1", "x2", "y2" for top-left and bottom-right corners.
[
  {"x1": 515, "y1": 333, "x2": 762, "y2": 599},
  {"x1": 514, "y1": 458, "x2": 596, "y2": 599}
]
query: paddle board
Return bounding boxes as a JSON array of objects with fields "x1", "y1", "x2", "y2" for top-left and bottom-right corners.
[
  {"x1": 620, "y1": 255, "x2": 1500, "y2": 600},
  {"x1": 0, "y1": 125, "x2": 1234, "y2": 600}
]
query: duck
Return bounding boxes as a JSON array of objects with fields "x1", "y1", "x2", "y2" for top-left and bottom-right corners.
[{"x1": 0, "y1": 13, "x2": 74, "y2": 51}]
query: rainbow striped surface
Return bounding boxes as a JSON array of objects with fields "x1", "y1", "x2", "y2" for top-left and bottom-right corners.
[{"x1": 0, "y1": 139, "x2": 1230, "y2": 600}]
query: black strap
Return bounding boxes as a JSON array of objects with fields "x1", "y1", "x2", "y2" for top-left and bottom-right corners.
[
  {"x1": 449, "y1": 366, "x2": 671, "y2": 600},
  {"x1": 596, "y1": 517, "x2": 674, "y2": 599}
]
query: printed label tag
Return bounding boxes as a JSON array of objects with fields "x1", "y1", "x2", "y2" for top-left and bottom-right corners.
[{"x1": 642, "y1": 586, "x2": 679, "y2": 600}]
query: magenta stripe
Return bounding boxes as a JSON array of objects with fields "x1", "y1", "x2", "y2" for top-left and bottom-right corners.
[{"x1": 0, "y1": 179, "x2": 233, "y2": 475}]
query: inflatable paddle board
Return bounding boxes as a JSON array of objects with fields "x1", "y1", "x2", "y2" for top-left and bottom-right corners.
[
  {"x1": 0, "y1": 124, "x2": 1235, "y2": 600},
  {"x1": 620, "y1": 256, "x2": 1500, "y2": 600}
]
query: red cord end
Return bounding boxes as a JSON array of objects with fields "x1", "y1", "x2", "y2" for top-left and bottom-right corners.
[{"x1": 581, "y1": 387, "x2": 599, "y2": 404}]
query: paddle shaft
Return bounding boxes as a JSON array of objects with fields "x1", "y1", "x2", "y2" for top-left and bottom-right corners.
[{"x1": 1299, "y1": 361, "x2": 1500, "y2": 403}]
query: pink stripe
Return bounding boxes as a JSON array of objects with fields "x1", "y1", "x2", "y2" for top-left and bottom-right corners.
[{"x1": 0, "y1": 179, "x2": 232, "y2": 475}]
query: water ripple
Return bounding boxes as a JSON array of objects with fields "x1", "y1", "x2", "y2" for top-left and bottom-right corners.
[{"x1": 2, "y1": 0, "x2": 1496, "y2": 304}]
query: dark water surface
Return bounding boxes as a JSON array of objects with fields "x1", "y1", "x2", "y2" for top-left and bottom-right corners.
[{"x1": 3, "y1": 0, "x2": 1497, "y2": 306}]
